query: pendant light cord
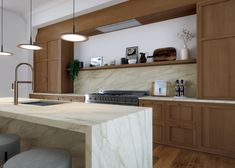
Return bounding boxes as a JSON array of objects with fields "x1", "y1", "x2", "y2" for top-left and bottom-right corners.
[
  {"x1": 1, "y1": 0, "x2": 3, "y2": 51},
  {"x1": 73, "y1": 0, "x2": 75, "y2": 33},
  {"x1": 30, "y1": 0, "x2": 33, "y2": 44}
]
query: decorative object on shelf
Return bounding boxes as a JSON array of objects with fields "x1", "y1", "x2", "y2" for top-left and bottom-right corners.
[
  {"x1": 174, "y1": 80, "x2": 180, "y2": 97},
  {"x1": 153, "y1": 80, "x2": 171, "y2": 97},
  {"x1": 78, "y1": 61, "x2": 84, "y2": 68},
  {"x1": 0, "y1": 0, "x2": 13, "y2": 56},
  {"x1": 174, "y1": 79, "x2": 186, "y2": 97},
  {"x1": 90, "y1": 57, "x2": 103, "y2": 67},
  {"x1": 139, "y1": 52, "x2": 147, "y2": 63},
  {"x1": 126, "y1": 46, "x2": 138, "y2": 63},
  {"x1": 18, "y1": 0, "x2": 42, "y2": 50},
  {"x1": 178, "y1": 28, "x2": 195, "y2": 60},
  {"x1": 179, "y1": 79, "x2": 185, "y2": 97},
  {"x1": 121, "y1": 58, "x2": 128, "y2": 64},
  {"x1": 69, "y1": 59, "x2": 80, "y2": 80},
  {"x1": 153, "y1": 47, "x2": 176, "y2": 61},
  {"x1": 110, "y1": 60, "x2": 116, "y2": 66},
  {"x1": 128, "y1": 59, "x2": 137, "y2": 64},
  {"x1": 61, "y1": 0, "x2": 88, "y2": 42},
  {"x1": 146, "y1": 56, "x2": 154, "y2": 63}
]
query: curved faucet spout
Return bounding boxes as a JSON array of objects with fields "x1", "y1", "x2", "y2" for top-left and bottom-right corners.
[{"x1": 14, "y1": 63, "x2": 34, "y2": 105}]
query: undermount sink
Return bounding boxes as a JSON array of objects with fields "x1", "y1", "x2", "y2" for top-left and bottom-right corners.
[{"x1": 21, "y1": 100, "x2": 69, "y2": 106}]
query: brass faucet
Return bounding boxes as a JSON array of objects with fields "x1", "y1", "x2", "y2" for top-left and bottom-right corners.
[{"x1": 13, "y1": 63, "x2": 34, "y2": 105}]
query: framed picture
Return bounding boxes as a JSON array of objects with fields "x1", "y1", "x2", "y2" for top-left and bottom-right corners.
[
  {"x1": 90, "y1": 57, "x2": 103, "y2": 67},
  {"x1": 126, "y1": 46, "x2": 138, "y2": 62}
]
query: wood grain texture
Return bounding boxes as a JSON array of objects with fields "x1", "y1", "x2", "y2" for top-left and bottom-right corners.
[
  {"x1": 197, "y1": 0, "x2": 235, "y2": 100},
  {"x1": 34, "y1": 39, "x2": 73, "y2": 93},
  {"x1": 140, "y1": 99, "x2": 235, "y2": 158},
  {"x1": 36, "y1": 0, "x2": 202, "y2": 42},
  {"x1": 153, "y1": 144, "x2": 235, "y2": 168},
  {"x1": 29, "y1": 93, "x2": 85, "y2": 102},
  {"x1": 80, "y1": 59, "x2": 197, "y2": 71}
]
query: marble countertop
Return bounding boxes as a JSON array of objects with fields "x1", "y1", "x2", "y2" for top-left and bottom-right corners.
[
  {"x1": 0, "y1": 98, "x2": 149, "y2": 134},
  {"x1": 139, "y1": 96, "x2": 235, "y2": 105}
]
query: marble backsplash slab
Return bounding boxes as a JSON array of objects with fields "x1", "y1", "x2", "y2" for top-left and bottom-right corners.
[{"x1": 74, "y1": 64, "x2": 197, "y2": 97}]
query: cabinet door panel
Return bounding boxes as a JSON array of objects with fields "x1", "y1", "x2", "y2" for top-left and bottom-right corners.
[
  {"x1": 201, "y1": 38, "x2": 232, "y2": 98},
  {"x1": 201, "y1": 0, "x2": 235, "y2": 38},
  {"x1": 166, "y1": 123, "x2": 196, "y2": 147},
  {"x1": 48, "y1": 40, "x2": 61, "y2": 60},
  {"x1": 48, "y1": 60, "x2": 61, "y2": 93},
  {"x1": 34, "y1": 61, "x2": 47, "y2": 92},
  {"x1": 152, "y1": 103, "x2": 164, "y2": 122},
  {"x1": 34, "y1": 43, "x2": 47, "y2": 62},
  {"x1": 201, "y1": 106, "x2": 235, "y2": 152},
  {"x1": 153, "y1": 124, "x2": 164, "y2": 143}
]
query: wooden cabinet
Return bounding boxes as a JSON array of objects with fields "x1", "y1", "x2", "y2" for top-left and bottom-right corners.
[
  {"x1": 139, "y1": 100, "x2": 198, "y2": 147},
  {"x1": 165, "y1": 103, "x2": 198, "y2": 147},
  {"x1": 34, "y1": 61, "x2": 48, "y2": 92},
  {"x1": 139, "y1": 100, "x2": 164, "y2": 143},
  {"x1": 198, "y1": 0, "x2": 235, "y2": 100},
  {"x1": 201, "y1": 104, "x2": 235, "y2": 157},
  {"x1": 140, "y1": 99, "x2": 235, "y2": 158},
  {"x1": 34, "y1": 39, "x2": 73, "y2": 93},
  {"x1": 29, "y1": 93, "x2": 85, "y2": 102}
]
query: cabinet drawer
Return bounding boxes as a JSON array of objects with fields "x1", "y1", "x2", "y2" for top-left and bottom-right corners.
[
  {"x1": 166, "y1": 123, "x2": 196, "y2": 147},
  {"x1": 165, "y1": 104, "x2": 195, "y2": 122}
]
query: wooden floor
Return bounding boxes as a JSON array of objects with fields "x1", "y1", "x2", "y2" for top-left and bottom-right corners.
[{"x1": 153, "y1": 144, "x2": 235, "y2": 168}]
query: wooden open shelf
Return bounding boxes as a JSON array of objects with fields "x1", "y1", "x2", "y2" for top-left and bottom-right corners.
[{"x1": 80, "y1": 59, "x2": 196, "y2": 71}]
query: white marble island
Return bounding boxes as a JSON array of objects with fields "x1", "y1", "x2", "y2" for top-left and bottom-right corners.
[{"x1": 0, "y1": 98, "x2": 152, "y2": 168}]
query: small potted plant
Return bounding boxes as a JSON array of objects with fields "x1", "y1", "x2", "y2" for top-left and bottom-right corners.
[
  {"x1": 177, "y1": 28, "x2": 195, "y2": 60},
  {"x1": 69, "y1": 59, "x2": 80, "y2": 81}
]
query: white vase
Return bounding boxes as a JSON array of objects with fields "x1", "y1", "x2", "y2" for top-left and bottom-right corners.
[{"x1": 179, "y1": 45, "x2": 189, "y2": 60}]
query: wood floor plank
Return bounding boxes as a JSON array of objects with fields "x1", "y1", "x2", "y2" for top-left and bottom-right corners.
[
  {"x1": 153, "y1": 144, "x2": 235, "y2": 168},
  {"x1": 153, "y1": 145, "x2": 180, "y2": 168}
]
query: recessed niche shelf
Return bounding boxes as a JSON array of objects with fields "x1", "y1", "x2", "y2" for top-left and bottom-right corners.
[{"x1": 79, "y1": 59, "x2": 197, "y2": 71}]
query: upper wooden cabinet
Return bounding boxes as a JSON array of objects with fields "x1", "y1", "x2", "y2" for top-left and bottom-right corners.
[
  {"x1": 200, "y1": 0, "x2": 235, "y2": 38},
  {"x1": 34, "y1": 39, "x2": 73, "y2": 93},
  {"x1": 198, "y1": 0, "x2": 235, "y2": 100}
]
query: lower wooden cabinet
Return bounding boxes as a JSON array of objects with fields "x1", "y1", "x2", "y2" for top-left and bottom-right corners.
[
  {"x1": 139, "y1": 99, "x2": 235, "y2": 158},
  {"x1": 201, "y1": 104, "x2": 235, "y2": 157},
  {"x1": 29, "y1": 93, "x2": 85, "y2": 102},
  {"x1": 139, "y1": 100, "x2": 164, "y2": 143},
  {"x1": 139, "y1": 100, "x2": 198, "y2": 146},
  {"x1": 165, "y1": 122, "x2": 196, "y2": 147}
]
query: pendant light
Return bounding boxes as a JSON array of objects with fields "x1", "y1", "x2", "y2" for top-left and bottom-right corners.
[
  {"x1": 61, "y1": 0, "x2": 88, "y2": 42},
  {"x1": 0, "y1": 0, "x2": 13, "y2": 56},
  {"x1": 18, "y1": 0, "x2": 42, "y2": 50}
]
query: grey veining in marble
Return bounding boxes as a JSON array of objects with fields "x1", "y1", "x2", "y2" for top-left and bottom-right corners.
[
  {"x1": 0, "y1": 98, "x2": 152, "y2": 168},
  {"x1": 0, "y1": 117, "x2": 85, "y2": 168},
  {"x1": 74, "y1": 64, "x2": 197, "y2": 97}
]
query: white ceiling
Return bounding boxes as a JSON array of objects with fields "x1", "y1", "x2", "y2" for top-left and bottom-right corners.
[
  {"x1": 2, "y1": 0, "x2": 62, "y2": 16},
  {"x1": 2, "y1": 0, "x2": 128, "y2": 28}
]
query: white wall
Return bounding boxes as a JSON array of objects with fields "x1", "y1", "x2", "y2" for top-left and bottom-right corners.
[
  {"x1": 75, "y1": 15, "x2": 196, "y2": 67},
  {"x1": 0, "y1": 9, "x2": 30, "y2": 97}
]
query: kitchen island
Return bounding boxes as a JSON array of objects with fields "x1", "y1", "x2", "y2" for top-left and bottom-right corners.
[{"x1": 0, "y1": 98, "x2": 152, "y2": 168}]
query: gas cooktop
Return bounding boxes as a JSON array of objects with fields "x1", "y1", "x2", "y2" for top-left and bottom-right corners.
[{"x1": 85, "y1": 90, "x2": 149, "y2": 106}]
